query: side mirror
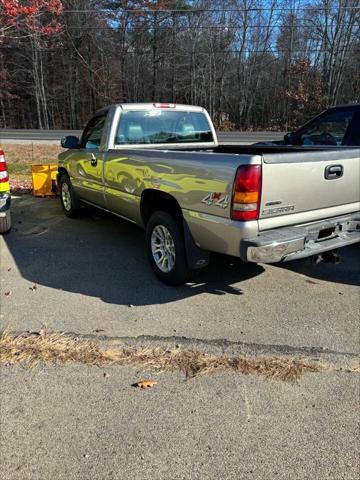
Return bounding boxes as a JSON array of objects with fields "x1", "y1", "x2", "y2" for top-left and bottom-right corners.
[
  {"x1": 61, "y1": 136, "x2": 81, "y2": 149},
  {"x1": 284, "y1": 132, "x2": 300, "y2": 145}
]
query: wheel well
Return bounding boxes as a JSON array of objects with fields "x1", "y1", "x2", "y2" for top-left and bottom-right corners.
[
  {"x1": 141, "y1": 190, "x2": 183, "y2": 228},
  {"x1": 57, "y1": 167, "x2": 69, "y2": 180}
]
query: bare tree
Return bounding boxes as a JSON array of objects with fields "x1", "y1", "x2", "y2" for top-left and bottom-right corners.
[{"x1": 1, "y1": 0, "x2": 359, "y2": 129}]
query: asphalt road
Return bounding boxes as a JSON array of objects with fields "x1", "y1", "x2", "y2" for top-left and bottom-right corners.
[
  {"x1": 0, "y1": 128, "x2": 285, "y2": 144},
  {"x1": 1, "y1": 196, "x2": 359, "y2": 479}
]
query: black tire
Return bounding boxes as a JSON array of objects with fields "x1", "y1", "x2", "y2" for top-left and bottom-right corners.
[
  {"x1": 59, "y1": 174, "x2": 81, "y2": 218},
  {"x1": 0, "y1": 210, "x2": 11, "y2": 234},
  {"x1": 146, "y1": 211, "x2": 190, "y2": 286}
]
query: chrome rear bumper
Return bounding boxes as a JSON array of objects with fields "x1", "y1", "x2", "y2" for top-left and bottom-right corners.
[{"x1": 240, "y1": 213, "x2": 360, "y2": 263}]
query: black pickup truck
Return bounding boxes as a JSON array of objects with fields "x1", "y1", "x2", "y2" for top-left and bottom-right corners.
[{"x1": 262, "y1": 104, "x2": 360, "y2": 147}]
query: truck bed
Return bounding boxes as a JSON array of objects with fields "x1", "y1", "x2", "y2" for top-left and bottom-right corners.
[
  {"x1": 167, "y1": 144, "x2": 359, "y2": 155},
  {"x1": 214, "y1": 144, "x2": 359, "y2": 154}
]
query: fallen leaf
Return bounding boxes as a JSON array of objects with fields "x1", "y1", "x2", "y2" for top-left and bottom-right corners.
[
  {"x1": 29, "y1": 285, "x2": 37, "y2": 291},
  {"x1": 28, "y1": 329, "x2": 46, "y2": 337},
  {"x1": 4, "y1": 291, "x2": 12, "y2": 296},
  {"x1": 133, "y1": 379, "x2": 158, "y2": 389}
]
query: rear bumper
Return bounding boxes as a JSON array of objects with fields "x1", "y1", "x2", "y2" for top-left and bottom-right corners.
[{"x1": 240, "y1": 213, "x2": 360, "y2": 263}]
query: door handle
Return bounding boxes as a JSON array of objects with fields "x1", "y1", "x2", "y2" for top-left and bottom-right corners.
[
  {"x1": 90, "y1": 153, "x2": 98, "y2": 166},
  {"x1": 325, "y1": 164, "x2": 343, "y2": 180}
]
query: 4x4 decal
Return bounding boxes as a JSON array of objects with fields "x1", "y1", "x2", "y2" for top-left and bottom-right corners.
[{"x1": 201, "y1": 192, "x2": 229, "y2": 209}]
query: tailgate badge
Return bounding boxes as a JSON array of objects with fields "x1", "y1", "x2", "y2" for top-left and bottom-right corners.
[{"x1": 262, "y1": 205, "x2": 295, "y2": 216}]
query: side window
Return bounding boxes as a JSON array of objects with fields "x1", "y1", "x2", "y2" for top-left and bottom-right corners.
[
  {"x1": 300, "y1": 110, "x2": 355, "y2": 146},
  {"x1": 81, "y1": 115, "x2": 107, "y2": 149}
]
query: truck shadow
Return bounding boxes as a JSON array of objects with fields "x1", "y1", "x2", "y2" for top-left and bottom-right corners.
[
  {"x1": 4, "y1": 196, "x2": 265, "y2": 306},
  {"x1": 280, "y1": 244, "x2": 360, "y2": 287},
  {"x1": 5, "y1": 196, "x2": 359, "y2": 307}
]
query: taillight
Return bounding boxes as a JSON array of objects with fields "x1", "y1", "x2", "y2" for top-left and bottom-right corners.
[
  {"x1": 0, "y1": 150, "x2": 9, "y2": 183},
  {"x1": 231, "y1": 165, "x2": 262, "y2": 221}
]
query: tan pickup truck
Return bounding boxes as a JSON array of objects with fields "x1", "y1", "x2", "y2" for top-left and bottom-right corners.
[{"x1": 58, "y1": 103, "x2": 360, "y2": 285}]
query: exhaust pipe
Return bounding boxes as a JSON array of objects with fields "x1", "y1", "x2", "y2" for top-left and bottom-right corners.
[{"x1": 311, "y1": 249, "x2": 340, "y2": 265}]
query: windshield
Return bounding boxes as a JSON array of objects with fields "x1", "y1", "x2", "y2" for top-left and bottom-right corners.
[{"x1": 115, "y1": 110, "x2": 213, "y2": 145}]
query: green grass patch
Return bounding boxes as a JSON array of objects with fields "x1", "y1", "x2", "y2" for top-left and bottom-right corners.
[
  {"x1": 1, "y1": 143, "x2": 62, "y2": 181},
  {"x1": 8, "y1": 163, "x2": 32, "y2": 181}
]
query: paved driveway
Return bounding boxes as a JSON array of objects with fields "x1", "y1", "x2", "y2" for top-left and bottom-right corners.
[
  {"x1": 1, "y1": 195, "x2": 359, "y2": 479},
  {"x1": 2, "y1": 195, "x2": 359, "y2": 353}
]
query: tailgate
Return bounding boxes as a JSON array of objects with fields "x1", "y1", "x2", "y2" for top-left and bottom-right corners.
[{"x1": 259, "y1": 149, "x2": 360, "y2": 230}]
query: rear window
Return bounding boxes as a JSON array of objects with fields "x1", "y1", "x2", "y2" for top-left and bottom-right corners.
[{"x1": 115, "y1": 110, "x2": 213, "y2": 145}]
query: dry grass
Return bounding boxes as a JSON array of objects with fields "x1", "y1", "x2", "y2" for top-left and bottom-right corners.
[
  {"x1": 0, "y1": 143, "x2": 62, "y2": 181},
  {"x1": 0, "y1": 331, "x2": 344, "y2": 382},
  {"x1": 0, "y1": 143, "x2": 62, "y2": 164}
]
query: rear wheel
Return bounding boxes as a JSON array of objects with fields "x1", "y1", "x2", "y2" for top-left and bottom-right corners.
[
  {"x1": 59, "y1": 174, "x2": 80, "y2": 218},
  {"x1": 146, "y1": 211, "x2": 190, "y2": 285},
  {"x1": 0, "y1": 210, "x2": 11, "y2": 234}
]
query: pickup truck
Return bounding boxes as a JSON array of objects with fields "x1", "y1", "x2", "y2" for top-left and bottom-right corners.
[{"x1": 58, "y1": 103, "x2": 360, "y2": 285}]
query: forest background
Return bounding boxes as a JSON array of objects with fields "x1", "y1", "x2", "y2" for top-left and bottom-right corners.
[{"x1": 1, "y1": 0, "x2": 359, "y2": 131}]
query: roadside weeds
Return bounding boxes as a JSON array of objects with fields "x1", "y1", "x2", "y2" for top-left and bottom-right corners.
[
  {"x1": 1, "y1": 331, "x2": 358, "y2": 382},
  {"x1": 0, "y1": 143, "x2": 61, "y2": 191},
  {"x1": 1, "y1": 143, "x2": 61, "y2": 166}
]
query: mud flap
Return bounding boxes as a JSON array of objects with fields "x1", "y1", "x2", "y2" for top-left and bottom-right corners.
[{"x1": 183, "y1": 219, "x2": 210, "y2": 269}]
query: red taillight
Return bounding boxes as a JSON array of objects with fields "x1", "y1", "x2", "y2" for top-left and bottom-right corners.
[
  {"x1": 0, "y1": 149, "x2": 9, "y2": 182},
  {"x1": 231, "y1": 165, "x2": 262, "y2": 221}
]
